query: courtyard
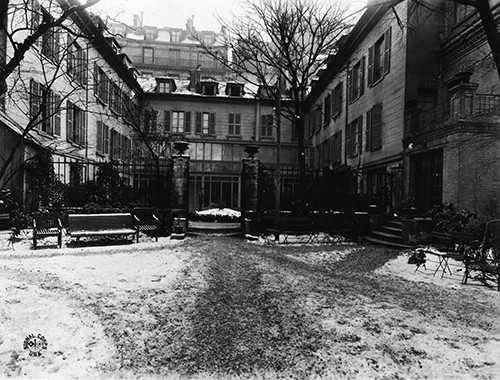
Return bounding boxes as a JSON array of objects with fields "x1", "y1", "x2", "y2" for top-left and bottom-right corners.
[{"x1": 1, "y1": 234, "x2": 500, "y2": 379}]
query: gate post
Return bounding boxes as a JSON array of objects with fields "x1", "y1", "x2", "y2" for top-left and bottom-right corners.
[
  {"x1": 241, "y1": 145, "x2": 259, "y2": 235},
  {"x1": 171, "y1": 141, "x2": 190, "y2": 239}
]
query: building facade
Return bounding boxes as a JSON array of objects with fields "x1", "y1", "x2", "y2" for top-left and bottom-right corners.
[
  {"x1": 305, "y1": 0, "x2": 500, "y2": 216},
  {"x1": 0, "y1": 0, "x2": 142, "y2": 197},
  {"x1": 139, "y1": 71, "x2": 299, "y2": 210},
  {"x1": 109, "y1": 16, "x2": 229, "y2": 81}
]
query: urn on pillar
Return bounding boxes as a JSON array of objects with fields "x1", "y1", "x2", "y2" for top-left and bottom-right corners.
[
  {"x1": 171, "y1": 141, "x2": 190, "y2": 239},
  {"x1": 241, "y1": 145, "x2": 260, "y2": 234}
]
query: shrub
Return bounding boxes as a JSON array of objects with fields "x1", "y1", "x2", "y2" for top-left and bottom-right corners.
[{"x1": 424, "y1": 203, "x2": 486, "y2": 239}]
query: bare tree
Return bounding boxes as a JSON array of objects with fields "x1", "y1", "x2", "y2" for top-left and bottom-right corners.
[{"x1": 195, "y1": 0, "x2": 352, "y2": 197}]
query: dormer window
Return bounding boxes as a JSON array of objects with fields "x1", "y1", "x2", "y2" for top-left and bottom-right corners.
[
  {"x1": 156, "y1": 78, "x2": 176, "y2": 93},
  {"x1": 202, "y1": 82, "x2": 218, "y2": 96},
  {"x1": 226, "y1": 83, "x2": 244, "y2": 97}
]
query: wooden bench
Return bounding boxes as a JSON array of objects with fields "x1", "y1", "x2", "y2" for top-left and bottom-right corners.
[
  {"x1": 265, "y1": 216, "x2": 319, "y2": 243},
  {"x1": 67, "y1": 213, "x2": 138, "y2": 244},
  {"x1": 32, "y1": 212, "x2": 63, "y2": 249},
  {"x1": 132, "y1": 207, "x2": 160, "y2": 242}
]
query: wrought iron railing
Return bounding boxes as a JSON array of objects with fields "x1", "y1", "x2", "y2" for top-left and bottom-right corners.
[{"x1": 406, "y1": 94, "x2": 500, "y2": 136}]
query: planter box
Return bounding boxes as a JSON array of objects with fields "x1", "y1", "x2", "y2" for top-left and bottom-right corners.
[{"x1": 401, "y1": 217, "x2": 432, "y2": 244}]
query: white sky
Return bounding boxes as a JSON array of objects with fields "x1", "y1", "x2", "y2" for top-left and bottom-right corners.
[{"x1": 91, "y1": 0, "x2": 368, "y2": 32}]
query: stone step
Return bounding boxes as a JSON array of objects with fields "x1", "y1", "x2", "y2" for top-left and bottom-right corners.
[
  {"x1": 370, "y1": 230, "x2": 404, "y2": 244},
  {"x1": 363, "y1": 235, "x2": 414, "y2": 250}
]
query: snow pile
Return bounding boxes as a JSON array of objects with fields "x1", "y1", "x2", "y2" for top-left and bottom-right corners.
[{"x1": 194, "y1": 208, "x2": 241, "y2": 218}]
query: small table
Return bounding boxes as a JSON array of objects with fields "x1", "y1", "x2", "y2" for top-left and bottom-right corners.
[{"x1": 425, "y1": 248, "x2": 453, "y2": 278}]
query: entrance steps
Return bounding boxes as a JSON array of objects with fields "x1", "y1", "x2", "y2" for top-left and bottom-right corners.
[{"x1": 363, "y1": 218, "x2": 415, "y2": 249}]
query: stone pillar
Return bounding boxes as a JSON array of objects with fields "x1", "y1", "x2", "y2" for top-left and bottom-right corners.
[
  {"x1": 241, "y1": 145, "x2": 260, "y2": 234},
  {"x1": 171, "y1": 141, "x2": 190, "y2": 238}
]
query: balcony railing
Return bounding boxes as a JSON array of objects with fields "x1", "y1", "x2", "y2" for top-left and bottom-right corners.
[
  {"x1": 128, "y1": 55, "x2": 227, "y2": 71},
  {"x1": 406, "y1": 93, "x2": 500, "y2": 136}
]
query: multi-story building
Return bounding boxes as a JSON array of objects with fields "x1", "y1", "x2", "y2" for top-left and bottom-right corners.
[
  {"x1": 109, "y1": 15, "x2": 229, "y2": 81},
  {"x1": 0, "y1": 0, "x2": 142, "y2": 196},
  {"x1": 138, "y1": 69, "x2": 299, "y2": 210},
  {"x1": 305, "y1": 0, "x2": 500, "y2": 215}
]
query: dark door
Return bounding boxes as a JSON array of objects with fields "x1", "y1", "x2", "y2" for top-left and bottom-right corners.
[{"x1": 413, "y1": 149, "x2": 443, "y2": 212}]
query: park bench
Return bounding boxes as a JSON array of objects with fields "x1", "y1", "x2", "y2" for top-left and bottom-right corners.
[
  {"x1": 265, "y1": 216, "x2": 319, "y2": 243},
  {"x1": 67, "y1": 213, "x2": 138, "y2": 244},
  {"x1": 32, "y1": 212, "x2": 63, "y2": 249},
  {"x1": 463, "y1": 219, "x2": 500, "y2": 291},
  {"x1": 132, "y1": 207, "x2": 160, "y2": 242}
]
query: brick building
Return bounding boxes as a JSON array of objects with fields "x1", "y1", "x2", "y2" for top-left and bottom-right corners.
[{"x1": 305, "y1": 0, "x2": 500, "y2": 215}]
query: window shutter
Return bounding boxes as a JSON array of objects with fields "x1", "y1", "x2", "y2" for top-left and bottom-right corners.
[
  {"x1": 368, "y1": 46, "x2": 374, "y2": 86},
  {"x1": 347, "y1": 69, "x2": 353, "y2": 102},
  {"x1": 54, "y1": 30, "x2": 61, "y2": 62},
  {"x1": 102, "y1": 124, "x2": 109, "y2": 154},
  {"x1": 164, "y1": 110, "x2": 171, "y2": 132},
  {"x1": 360, "y1": 56, "x2": 366, "y2": 96},
  {"x1": 195, "y1": 112, "x2": 202, "y2": 133},
  {"x1": 357, "y1": 115, "x2": 363, "y2": 154},
  {"x1": 346, "y1": 122, "x2": 352, "y2": 157},
  {"x1": 366, "y1": 109, "x2": 372, "y2": 151},
  {"x1": 185, "y1": 111, "x2": 191, "y2": 133},
  {"x1": 67, "y1": 35, "x2": 74, "y2": 76},
  {"x1": 384, "y1": 27, "x2": 392, "y2": 75},
  {"x1": 82, "y1": 48, "x2": 88, "y2": 86},
  {"x1": 53, "y1": 93, "x2": 61, "y2": 136},
  {"x1": 97, "y1": 121, "x2": 103, "y2": 153},
  {"x1": 372, "y1": 103, "x2": 383, "y2": 149},
  {"x1": 94, "y1": 62, "x2": 99, "y2": 96},
  {"x1": 66, "y1": 100, "x2": 73, "y2": 142},
  {"x1": 209, "y1": 113, "x2": 216, "y2": 135},
  {"x1": 29, "y1": 79, "x2": 40, "y2": 125},
  {"x1": 337, "y1": 130, "x2": 342, "y2": 162}
]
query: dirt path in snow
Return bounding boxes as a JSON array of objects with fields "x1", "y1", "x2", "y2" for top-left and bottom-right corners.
[{"x1": 1, "y1": 235, "x2": 500, "y2": 379}]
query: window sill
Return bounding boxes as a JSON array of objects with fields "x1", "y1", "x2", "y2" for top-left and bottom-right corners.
[
  {"x1": 370, "y1": 73, "x2": 387, "y2": 88},
  {"x1": 260, "y1": 136, "x2": 274, "y2": 141},
  {"x1": 196, "y1": 133, "x2": 216, "y2": 138},
  {"x1": 35, "y1": 130, "x2": 56, "y2": 139},
  {"x1": 226, "y1": 134, "x2": 242, "y2": 140},
  {"x1": 367, "y1": 145, "x2": 382, "y2": 152}
]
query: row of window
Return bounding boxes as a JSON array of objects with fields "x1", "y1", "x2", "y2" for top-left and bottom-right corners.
[
  {"x1": 143, "y1": 110, "x2": 276, "y2": 138},
  {"x1": 96, "y1": 121, "x2": 132, "y2": 161},
  {"x1": 94, "y1": 63, "x2": 128, "y2": 116},
  {"x1": 309, "y1": 27, "x2": 392, "y2": 138},
  {"x1": 311, "y1": 103, "x2": 383, "y2": 169},
  {"x1": 346, "y1": 103, "x2": 383, "y2": 158}
]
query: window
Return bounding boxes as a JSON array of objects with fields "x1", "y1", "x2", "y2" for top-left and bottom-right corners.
[
  {"x1": 261, "y1": 114, "x2": 273, "y2": 137},
  {"x1": 346, "y1": 115, "x2": 363, "y2": 158},
  {"x1": 96, "y1": 121, "x2": 109, "y2": 155},
  {"x1": 348, "y1": 57, "x2": 365, "y2": 102},
  {"x1": 332, "y1": 82, "x2": 343, "y2": 117},
  {"x1": 29, "y1": 79, "x2": 61, "y2": 136},
  {"x1": 67, "y1": 38, "x2": 87, "y2": 86},
  {"x1": 368, "y1": 28, "x2": 391, "y2": 85},
  {"x1": 40, "y1": 10, "x2": 60, "y2": 63},
  {"x1": 312, "y1": 105, "x2": 322, "y2": 133},
  {"x1": 324, "y1": 93, "x2": 332, "y2": 122},
  {"x1": 158, "y1": 81, "x2": 170, "y2": 93},
  {"x1": 94, "y1": 64, "x2": 109, "y2": 103},
  {"x1": 196, "y1": 112, "x2": 216, "y2": 135},
  {"x1": 226, "y1": 84, "x2": 243, "y2": 97},
  {"x1": 143, "y1": 47, "x2": 154, "y2": 64},
  {"x1": 228, "y1": 113, "x2": 241, "y2": 135},
  {"x1": 202, "y1": 83, "x2": 218, "y2": 96},
  {"x1": 366, "y1": 103, "x2": 383, "y2": 151},
  {"x1": 66, "y1": 100, "x2": 86, "y2": 146},
  {"x1": 172, "y1": 111, "x2": 185, "y2": 133},
  {"x1": 144, "y1": 109, "x2": 158, "y2": 133}
]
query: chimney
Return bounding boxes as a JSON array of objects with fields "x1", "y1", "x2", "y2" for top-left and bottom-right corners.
[
  {"x1": 133, "y1": 14, "x2": 140, "y2": 29},
  {"x1": 189, "y1": 65, "x2": 202, "y2": 92}
]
